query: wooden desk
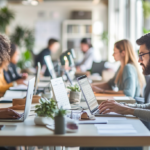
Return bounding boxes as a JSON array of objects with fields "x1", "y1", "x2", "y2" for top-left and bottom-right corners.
[
  {"x1": 0, "y1": 103, "x2": 150, "y2": 147},
  {"x1": 94, "y1": 93, "x2": 125, "y2": 97},
  {"x1": 0, "y1": 115, "x2": 150, "y2": 147},
  {"x1": 94, "y1": 93, "x2": 136, "y2": 104}
]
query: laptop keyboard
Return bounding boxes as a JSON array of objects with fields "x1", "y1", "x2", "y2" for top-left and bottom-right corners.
[
  {"x1": 94, "y1": 109, "x2": 100, "y2": 115},
  {"x1": 15, "y1": 113, "x2": 24, "y2": 120}
]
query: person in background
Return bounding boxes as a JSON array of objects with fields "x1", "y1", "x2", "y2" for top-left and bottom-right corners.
[
  {"x1": 76, "y1": 38, "x2": 94, "y2": 72},
  {"x1": 0, "y1": 34, "x2": 25, "y2": 95},
  {"x1": 4, "y1": 43, "x2": 28, "y2": 83},
  {"x1": 0, "y1": 34, "x2": 21, "y2": 119},
  {"x1": 91, "y1": 39, "x2": 145, "y2": 98},
  {"x1": 35, "y1": 38, "x2": 60, "y2": 76}
]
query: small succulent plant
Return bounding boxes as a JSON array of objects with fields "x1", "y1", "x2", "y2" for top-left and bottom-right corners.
[
  {"x1": 35, "y1": 97, "x2": 57, "y2": 119},
  {"x1": 67, "y1": 84, "x2": 80, "y2": 92}
]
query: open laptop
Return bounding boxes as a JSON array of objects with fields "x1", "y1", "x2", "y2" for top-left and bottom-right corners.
[
  {"x1": 44, "y1": 55, "x2": 56, "y2": 79},
  {"x1": 0, "y1": 77, "x2": 35, "y2": 122},
  {"x1": 77, "y1": 75, "x2": 124, "y2": 117}
]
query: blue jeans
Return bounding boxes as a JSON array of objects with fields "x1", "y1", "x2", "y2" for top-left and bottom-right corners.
[{"x1": 80, "y1": 147, "x2": 142, "y2": 150}]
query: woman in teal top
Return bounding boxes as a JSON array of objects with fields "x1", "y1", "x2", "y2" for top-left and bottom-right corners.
[{"x1": 92, "y1": 39, "x2": 145, "y2": 98}]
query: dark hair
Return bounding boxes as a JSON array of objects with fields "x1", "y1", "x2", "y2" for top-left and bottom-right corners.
[
  {"x1": 10, "y1": 43, "x2": 17, "y2": 58},
  {"x1": 0, "y1": 34, "x2": 11, "y2": 67},
  {"x1": 48, "y1": 38, "x2": 58, "y2": 47},
  {"x1": 136, "y1": 33, "x2": 150, "y2": 50},
  {"x1": 81, "y1": 38, "x2": 92, "y2": 48}
]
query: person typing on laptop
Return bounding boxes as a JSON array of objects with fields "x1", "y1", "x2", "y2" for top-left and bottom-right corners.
[
  {"x1": 0, "y1": 34, "x2": 25, "y2": 95},
  {"x1": 0, "y1": 108, "x2": 20, "y2": 119},
  {"x1": 91, "y1": 40, "x2": 145, "y2": 98},
  {"x1": 99, "y1": 33, "x2": 150, "y2": 122},
  {"x1": 80, "y1": 33, "x2": 150, "y2": 150}
]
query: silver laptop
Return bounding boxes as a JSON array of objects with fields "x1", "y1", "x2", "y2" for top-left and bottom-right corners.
[
  {"x1": 44, "y1": 55, "x2": 56, "y2": 79},
  {"x1": 0, "y1": 77, "x2": 35, "y2": 122},
  {"x1": 77, "y1": 75, "x2": 124, "y2": 117},
  {"x1": 34, "y1": 62, "x2": 41, "y2": 95}
]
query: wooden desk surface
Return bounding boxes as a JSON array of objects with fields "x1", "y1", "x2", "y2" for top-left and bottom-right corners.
[
  {"x1": 94, "y1": 93, "x2": 125, "y2": 97},
  {"x1": 0, "y1": 103, "x2": 150, "y2": 147}
]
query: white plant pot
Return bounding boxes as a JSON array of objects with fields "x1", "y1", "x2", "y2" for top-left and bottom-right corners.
[
  {"x1": 69, "y1": 91, "x2": 81, "y2": 104},
  {"x1": 34, "y1": 115, "x2": 54, "y2": 126}
]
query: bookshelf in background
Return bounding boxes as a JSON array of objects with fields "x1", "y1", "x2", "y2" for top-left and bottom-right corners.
[{"x1": 62, "y1": 20, "x2": 93, "y2": 62}]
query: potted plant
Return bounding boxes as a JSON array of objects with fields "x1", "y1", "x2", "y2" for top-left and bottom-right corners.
[
  {"x1": 67, "y1": 84, "x2": 81, "y2": 104},
  {"x1": 34, "y1": 97, "x2": 57, "y2": 126},
  {"x1": 0, "y1": 7, "x2": 15, "y2": 33},
  {"x1": 54, "y1": 107, "x2": 66, "y2": 134},
  {"x1": 10, "y1": 25, "x2": 35, "y2": 70}
]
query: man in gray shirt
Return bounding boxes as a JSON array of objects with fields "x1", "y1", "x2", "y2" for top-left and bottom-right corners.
[
  {"x1": 76, "y1": 38, "x2": 94, "y2": 72},
  {"x1": 99, "y1": 33, "x2": 150, "y2": 122}
]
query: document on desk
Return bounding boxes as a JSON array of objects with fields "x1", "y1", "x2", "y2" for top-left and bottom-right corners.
[
  {"x1": 3, "y1": 90, "x2": 26, "y2": 99},
  {"x1": 78, "y1": 117, "x2": 108, "y2": 124},
  {"x1": 9, "y1": 84, "x2": 27, "y2": 91},
  {"x1": 38, "y1": 82, "x2": 50, "y2": 88},
  {"x1": 95, "y1": 124, "x2": 137, "y2": 134},
  {"x1": 51, "y1": 77, "x2": 71, "y2": 109},
  {"x1": 114, "y1": 97, "x2": 130, "y2": 100}
]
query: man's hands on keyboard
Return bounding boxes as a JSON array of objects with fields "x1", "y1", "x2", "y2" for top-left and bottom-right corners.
[{"x1": 0, "y1": 108, "x2": 21, "y2": 119}]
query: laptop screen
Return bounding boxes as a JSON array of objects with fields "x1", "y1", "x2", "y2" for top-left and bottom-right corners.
[
  {"x1": 78, "y1": 76, "x2": 98, "y2": 111},
  {"x1": 44, "y1": 55, "x2": 56, "y2": 79}
]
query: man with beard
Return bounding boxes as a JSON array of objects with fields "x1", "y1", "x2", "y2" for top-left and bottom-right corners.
[{"x1": 81, "y1": 34, "x2": 150, "y2": 150}]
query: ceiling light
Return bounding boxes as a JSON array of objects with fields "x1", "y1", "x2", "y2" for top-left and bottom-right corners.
[
  {"x1": 93, "y1": 0, "x2": 100, "y2": 5},
  {"x1": 31, "y1": 0, "x2": 38, "y2": 6}
]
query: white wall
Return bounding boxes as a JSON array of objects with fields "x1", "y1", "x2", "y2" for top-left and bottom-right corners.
[{"x1": 8, "y1": 1, "x2": 108, "y2": 60}]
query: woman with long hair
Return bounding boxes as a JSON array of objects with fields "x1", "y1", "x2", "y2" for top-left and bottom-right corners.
[
  {"x1": 92, "y1": 39, "x2": 145, "y2": 97},
  {"x1": 0, "y1": 34, "x2": 25, "y2": 95}
]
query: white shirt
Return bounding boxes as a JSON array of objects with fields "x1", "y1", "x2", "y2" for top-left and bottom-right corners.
[{"x1": 79, "y1": 47, "x2": 94, "y2": 72}]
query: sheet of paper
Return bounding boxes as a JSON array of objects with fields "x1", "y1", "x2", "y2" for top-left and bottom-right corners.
[
  {"x1": 99, "y1": 117, "x2": 126, "y2": 121},
  {"x1": 3, "y1": 91, "x2": 27, "y2": 99},
  {"x1": 78, "y1": 117, "x2": 108, "y2": 124},
  {"x1": 9, "y1": 84, "x2": 27, "y2": 90},
  {"x1": 38, "y1": 82, "x2": 49, "y2": 88},
  {"x1": 0, "y1": 97, "x2": 12, "y2": 101},
  {"x1": 114, "y1": 97, "x2": 130, "y2": 100},
  {"x1": 95, "y1": 124, "x2": 137, "y2": 134},
  {"x1": 51, "y1": 77, "x2": 71, "y2": 109},
  {"x1": 98, "y1": 130, "x2": 137, "y2": 134}
]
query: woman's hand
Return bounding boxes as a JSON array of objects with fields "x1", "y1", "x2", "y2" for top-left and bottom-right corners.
[
  {"x1": 0, "y1": 108, "x2": 21, "y2": 119},
  {"x1": 21, "y1": 73, "x2": 28, "y2": 80},
  {"x1": 98, "y1": 100, "x2": 134, "y2": 115},
  {"x1": 91, "y1": 85, "x2": 104, "y2": 93},
  {"x1": 16, "y1": 79, "x2": 27, "y2": 85}
]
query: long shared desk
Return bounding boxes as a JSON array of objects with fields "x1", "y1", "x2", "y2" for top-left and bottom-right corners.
[
  {"x1": 0, "y1": 77, "x2": 149, "y2": 148},
  {"x1": 0, "y1": 102, "x2": 150, "y2": 148}
]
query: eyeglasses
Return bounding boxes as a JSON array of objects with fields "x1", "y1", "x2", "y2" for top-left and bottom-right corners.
[{"x1": 138, "y1": 52, "x2": 150, "y2": 61}]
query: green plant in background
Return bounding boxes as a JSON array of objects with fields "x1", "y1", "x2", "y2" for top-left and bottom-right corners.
[
  {"x1": 55, "y1": 107, "x2": 66, "y2": 117},
  {"x1": 0, "y1": 7, "x2": 15, "y2": 33},
  {"x1": 143, "y1": 28, "x2": 150, "y2": 34},
  {"x1": 35, "y1": 98, "x2": 57, "y2": 119},
  {"x1": 10, "y1": 26, "x2": 35, "y2": 69},
  {"x1": 101, "y1": 31, "x2": 108, "y2": 46},
  {"x1": 143, "y1": 1, "x2": 150, "y2": 19},
  {"x1": 67, "y1": 84, "x2": 80, "y2": 92}
]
